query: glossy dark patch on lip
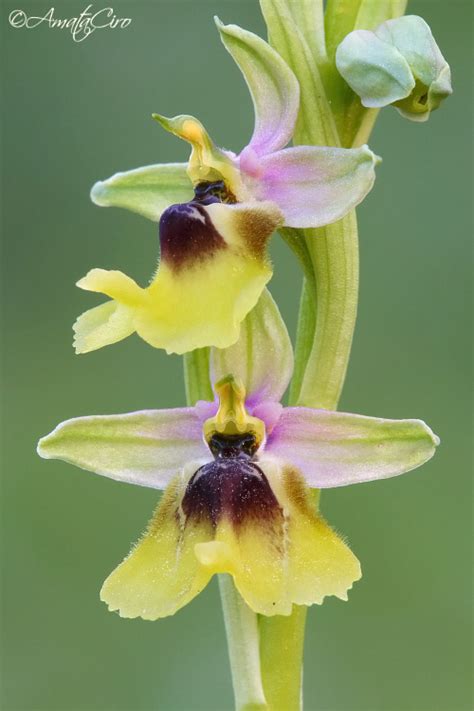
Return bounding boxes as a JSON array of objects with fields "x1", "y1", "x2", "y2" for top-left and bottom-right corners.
[
  {"x1": 159, "y1": 201, "x2": 226, "y2": 271},
  {"x1": 194, "y1": 180, "x2": 236, "y2": 205},
  {"x1": 208, "y1": 432, "x2": 259, "y2": 459},
  {"x1": 182, "y1": 457, "x2": 282, "y2": 529}
]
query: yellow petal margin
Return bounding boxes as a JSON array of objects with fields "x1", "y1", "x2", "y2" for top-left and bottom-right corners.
[
  {"x1": 101, "y1": 459, "x2": 360, "y2": 620},
  {"x1": 74, "y1": 200, "x2": 282, "y2": 355},
  {"x1": 196, "y1": 460, "x2": 361, "y2": 616},
  {"x1": 101, "y1": 470, "x2": 213, "y2": 620}
]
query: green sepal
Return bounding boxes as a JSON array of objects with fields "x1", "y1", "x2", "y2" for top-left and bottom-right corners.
[{"x1": 90, "y1": 162, "x2": 192, "y2": 222}]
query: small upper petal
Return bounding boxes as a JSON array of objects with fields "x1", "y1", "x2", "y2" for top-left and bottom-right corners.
[
  {"x1": 73, "y1": 269, "x2": 144, "y2": 354},
  {"x1": 216, "y1": 18, "x2": 299, "y2": 156},
  {"x1": 37, "y1": 408, "x2": 209, "y2": 489},
  {"x1": 210, "y1": 288, "x2": 293, "y2": 406},
  {"x1": 254, "y1": 144, "x2": 379, "y2": 228},
  {"x1": 265, "y1": 407, "x2": 439, "y2": 488},
  {"x1": 152, "y1": 114, "x2": 246, "y2": 198}
]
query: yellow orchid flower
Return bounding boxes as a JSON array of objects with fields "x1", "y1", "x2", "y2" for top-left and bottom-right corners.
[
  {"x1": 39, "y1": 291, "x2": 439, "y2": 619},
  {"x1": 75, "y1": 21, "x2": 379, "y2": 355}
]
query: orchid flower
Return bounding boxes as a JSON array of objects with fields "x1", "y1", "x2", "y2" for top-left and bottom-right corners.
[
  {"x1": 39, "y1": 291, "x2": 438, "y2": 619},
  {"x1": 74, "y1": 20, "x2": 379, "y2": 356}
]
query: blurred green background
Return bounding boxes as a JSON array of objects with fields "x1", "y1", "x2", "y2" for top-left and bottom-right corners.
[{"x1": 2, "y1": 1, "x2": 472, "y2": 709}]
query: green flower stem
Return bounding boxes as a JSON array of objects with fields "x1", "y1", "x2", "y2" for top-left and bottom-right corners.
[
  {"x1": 219, "y1": 575, "x2": 268, "y2": 711},
  {"x1": 258, "y1": 607, "x2": 307, "y2": 711},
  {"x1": 278, "y1": 227, "x2": 317, "y2": 405},
  {"x1": 287, "y1": 277, "x2": 316, "y2": 405},
  {"x1": 258, "y1": 0, "x2": 408, "y2": 707},
  {"x1": 351, "y1": 107, "x2": 380, "y2": 148},
  {"x1": 183, "y1": 352, "x2": 267, "y2": 711},
  {"x1": 259, "y1": 3, "x2": 345, "y2": 703},
  {"x1": 185, "y1": 1, "x2": 409, "y2": 707},
  {"x1": 183, "y1": 348, "x2": 213, "y2": 404},
  {"x1": 296, "y1": 213, "x2": 359, "y2": 410}
]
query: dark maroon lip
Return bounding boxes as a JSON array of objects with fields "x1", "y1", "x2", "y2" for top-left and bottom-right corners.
[
  {"x1": 158, "y1": 179, "x2": 239, "y2": 272},
  {"x1": 182, "y1": 457, "x2": 282, "y2": 529},
  {"x1": 159, "y1": 201, "x2": 226, "y2": 271},
  {"x1": 182, "y1": 430, "x2": 281, "y2": 529}
]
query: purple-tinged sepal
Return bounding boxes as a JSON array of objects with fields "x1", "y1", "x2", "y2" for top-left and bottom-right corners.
[
  {"x1": 265, "y1": 407, "x2": 440, "y2": 488},
  {"x1": 247, "y1": 144, "x2": 380, "y2": 228},
  {"x1": 211, "y1": 288, "x2": 293, "y2": 407},
  {"x1": 215, "y1": 17, "x2": 299, "y2": 157}
]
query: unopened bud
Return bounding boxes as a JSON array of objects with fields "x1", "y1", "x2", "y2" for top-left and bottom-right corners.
[{"x1": 336, "y1": 16, "x2": 452, "y2": 122}]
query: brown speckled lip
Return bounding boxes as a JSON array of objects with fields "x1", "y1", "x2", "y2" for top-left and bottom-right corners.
[
  {"x1": 234, "y1": 208, "x2": 278, "y2": 261},
  {"x1": 182, "y1": 457, "x2": 283, "y2": 530},
  {"x1": 159, "y1": 200, "x2": 226, "y2": 272}
]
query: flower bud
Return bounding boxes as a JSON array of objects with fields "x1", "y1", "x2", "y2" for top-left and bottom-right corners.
[{"x1": 336, "y1": 15, "x2": 452, "y2": 122}]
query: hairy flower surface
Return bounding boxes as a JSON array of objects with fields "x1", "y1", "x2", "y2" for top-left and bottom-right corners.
[
  {"x1": 74, "y1": 19, "x2": 379, "y2": 356},
  {"x1": 39, "y1": 291, "x2": 439, "y2": 619}
]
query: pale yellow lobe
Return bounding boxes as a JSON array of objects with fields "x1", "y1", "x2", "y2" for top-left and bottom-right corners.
[
  {"x1": 73, "y1": 269, "x2": 144, "y2": 354},
  {"x1": 195, "y1": 540, "x2": 234, "y2": 569},
  {"x1": 201, "y1": 513, "x2": 290, "y2": 615},
  {"x1": 74, "y1": 201, "x2": 281, "y2": 355},
  {"x1": 100, "y1": 475, "x2": 212, "y2": 620},
  {"x1": 192, "y1": 461, "x2": 361, "y2": 616},
  {"x1": 265, "y1": 462, "x2": 362, "y2": 610},
  {"x1": 100, "y1": 461, "x2": 361, "y2": 621},
  {"x1": 77, "y1": 268, "x2": 143, "y2": 305},
  {"x1": 138, "y1": 254, "x2": 271, "y2": 354},
  {"x1": 74, "y1": 255, "x2": 271, "y2": 355},
  {"x1": 73, "y1": 301, "x2": 135, "y2": 354}
]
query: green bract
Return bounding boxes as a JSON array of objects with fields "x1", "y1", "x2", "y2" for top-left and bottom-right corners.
[{"x1": 335, "y1": 15, "x2": 452, "y2": 122}]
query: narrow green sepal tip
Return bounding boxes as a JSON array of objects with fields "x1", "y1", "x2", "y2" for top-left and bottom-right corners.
[
  {"x1": 425, "y1": 423, "x2": 440, "y2": 448},
  {"x1": 214, "y1": 16, "x2": 244, "y2": 40},
  {"x1": 152, "y1": 113, "x2": 204, "y2": 139},
  {"x1": 90, "y1": 180, "x2": 107, "y2": 206},
  {"x1": 152, "y1": 112, "x2": 169, "y2": 129},
  {"x1": 36, "y1": 434, "x2": 52, "y2": 459}
]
